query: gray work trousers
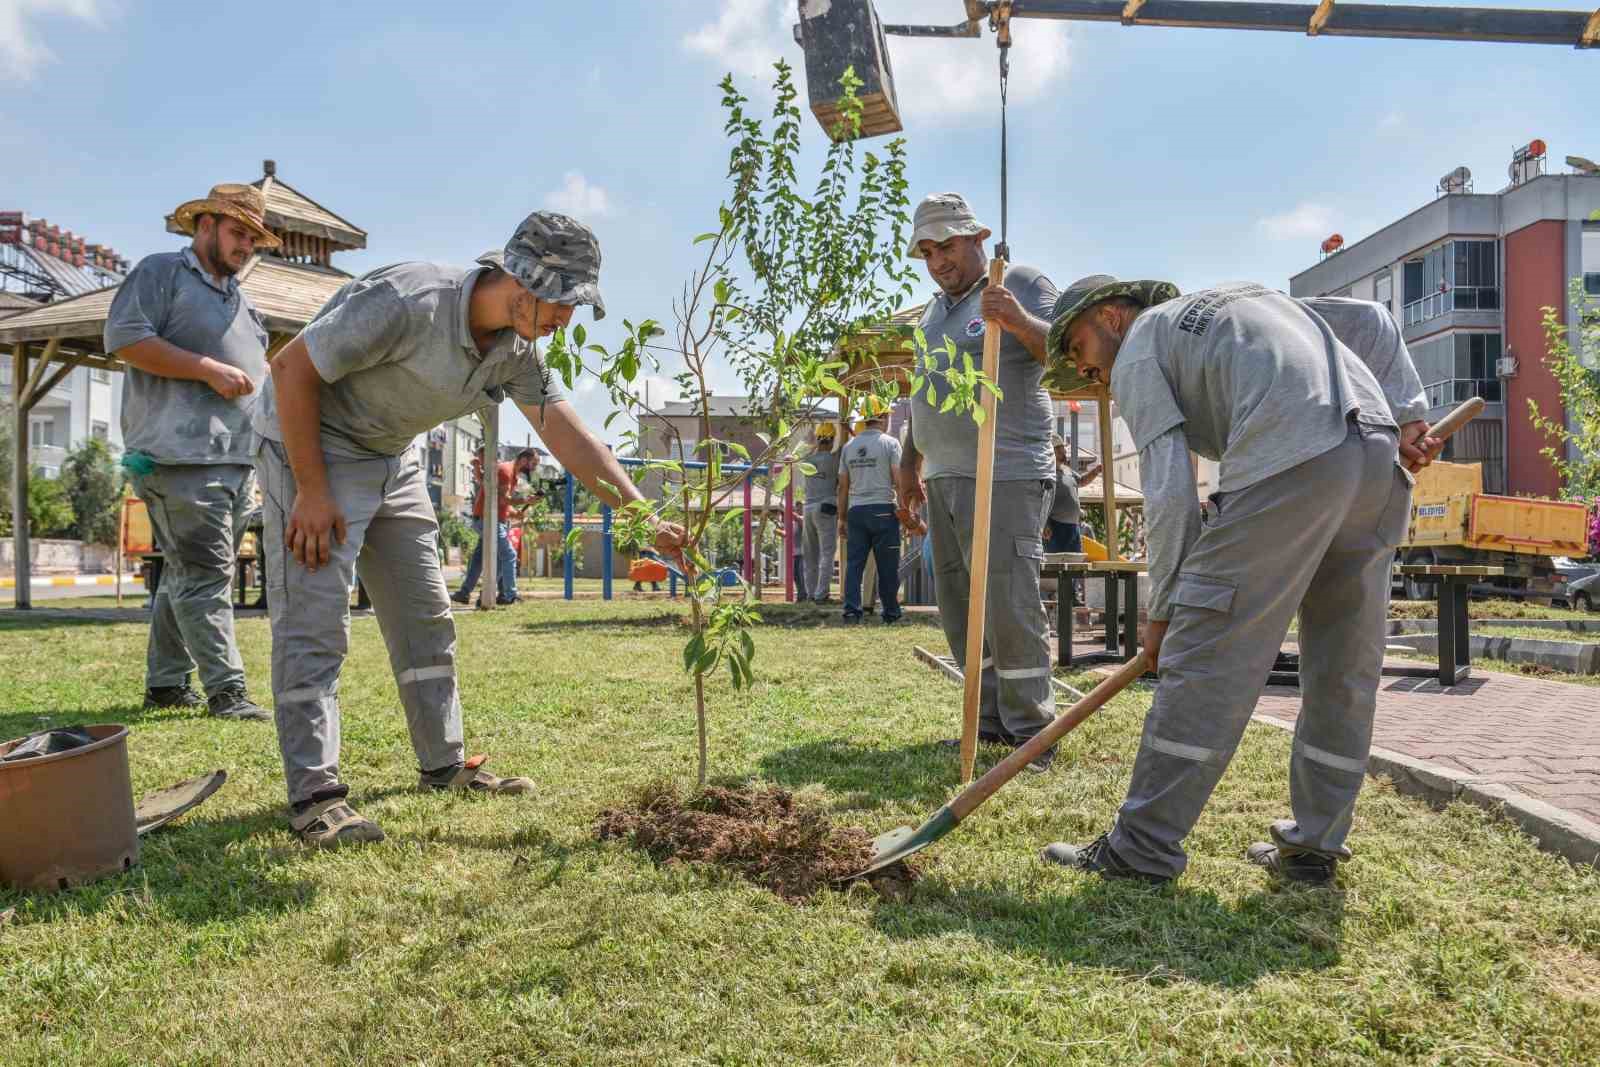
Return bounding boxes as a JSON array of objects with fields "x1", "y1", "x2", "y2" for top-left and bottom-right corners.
[
  {"x1": 801, "y1": 502, "x2": 838, "y2": 601},
  {"x1": 1109, "y1": 424, "x2": 1410, "y2": 878},
  {"x1": 129, "y1": 463, "x2": 253, "y2": 693},
  {"x1": 256, "y1": 442, "x2": 463, "y2": 805},
  {"x1": 927, "y1": 476, "x2": 1055, "y2": 740}
]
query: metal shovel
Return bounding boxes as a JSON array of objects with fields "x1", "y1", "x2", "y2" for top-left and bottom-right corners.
[{"x1": 851, "y1": 652, "x2": 1150, "y2": 878}]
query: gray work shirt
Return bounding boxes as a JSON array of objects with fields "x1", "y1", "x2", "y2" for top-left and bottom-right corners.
[
  {"x1": 803, "y1": 448, "x2": 840, "y2": 505},
  {"x1": 1048, "y1": 465, "x2": 1081, "y2": 524},
  {"x1": 104, "y1": 247, "x2": 268, "y2": 466},
  {"x1": 253, "y1": 262, "x2": 564, "y2": 458},
  {"x1": 909, "y1": 264, "x2": 1058, "y2": 483},
  {"x1": 842, "y1": 428, "x2": 901, "y2": 507},
  {"x1": 1110, "y1": 283, "x2": 1396, "y2": 495},
  {"x1": 1302, "y1": 297, "x2": 1429, "y2": 425}
]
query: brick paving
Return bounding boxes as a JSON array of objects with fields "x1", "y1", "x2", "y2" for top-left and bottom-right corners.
[{"x1": 1255, "y1": 665, "x2": 1600, "y2": 827}]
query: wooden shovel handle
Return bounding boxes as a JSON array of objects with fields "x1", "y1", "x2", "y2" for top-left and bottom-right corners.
[
  {"x1": 1424, "y1": 396, "x2": 1485, "y2": 443},
  {"x1": 950, "y1": 652, "x2": 1150, "y2": 821},
  {"x1": 958, "y1": 256, "x2": 1009, "y2": 783}
]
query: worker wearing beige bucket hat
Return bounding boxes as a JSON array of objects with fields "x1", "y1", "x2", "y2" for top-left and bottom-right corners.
[
  {"x1": 102, "y1": 182, "x2": 285, "y2": 725},
  {"x1": 900, "y1": 192, "x2": 1063, "y2": 771},
  {"x1": 252, "y1": 210, "x2": 684, "y2": 848},
  {"x1": 1038, "y1": 277, "x2": 1441, "y2": 887}
]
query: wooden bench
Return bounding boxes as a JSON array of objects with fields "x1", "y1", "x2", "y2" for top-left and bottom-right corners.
[
  {"x1": 1042, "y1": 556, "x2": 1147, "y2": 668},
  {"x1": 1389, "y1": 563, "x2": 1509, "y2": 686}
]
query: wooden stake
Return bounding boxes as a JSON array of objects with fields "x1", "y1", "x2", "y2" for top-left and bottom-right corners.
[
  {"x1": 959, "y1": 257, "x2": 1008, "y2": 784},
  {"x1": 1098, "y1": 384, "x2": 1119, "y2": 561},
  {"x1": 115, "y1": 494, "x2": 128, "y2": 608}
]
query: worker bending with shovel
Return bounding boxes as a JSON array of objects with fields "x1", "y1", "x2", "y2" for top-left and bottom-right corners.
[
  {"x1": 1040, "y1": 277, "x2": 1438, "y2": 885},
  {"x1": 253, "y1": 211, "x2": 684, "y2": 847}
]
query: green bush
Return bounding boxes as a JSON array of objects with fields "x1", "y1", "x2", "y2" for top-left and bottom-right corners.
[
  {"x1": 27, "y1": 472, "x2": 73, "y2": 538},
  {"x1": 62, "y1": 437, "x2": 123, "y2": 546},
  {"x1": 438, "y1": 509, "x2": 475, "y2": 551}
]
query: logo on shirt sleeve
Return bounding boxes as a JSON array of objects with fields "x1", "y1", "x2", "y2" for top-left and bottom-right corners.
[{"x1": 964, "y1": 316, "x2": 986, "y2": 338}]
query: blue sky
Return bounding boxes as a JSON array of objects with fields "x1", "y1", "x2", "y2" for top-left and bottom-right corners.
[{"x1": 4, "y1": 0, "x2": 1596, "y2": 447}]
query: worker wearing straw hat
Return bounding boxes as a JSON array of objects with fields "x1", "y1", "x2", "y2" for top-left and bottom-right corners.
[
  {"x1": 898, "y1": 192, "x2": 1061, "y2": 771},
  {"x1": 104, "y1": 183, "x2": 282, "y2": 723},
  {"x1": 252, "y1": 210, "x2": 685, "y2": 848},
  {"x1": 1038, "y1": 277, "x2": 1439, "y2": 886}
]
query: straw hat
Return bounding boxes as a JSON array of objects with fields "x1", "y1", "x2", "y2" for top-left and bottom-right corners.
[{"x1": 169, "y1": 184, "x2": 280, "y2": 248}]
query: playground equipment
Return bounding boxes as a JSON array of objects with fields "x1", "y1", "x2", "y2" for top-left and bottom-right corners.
[{"x1": 558, "y1": 458, "x2": 800, "y2": 602}]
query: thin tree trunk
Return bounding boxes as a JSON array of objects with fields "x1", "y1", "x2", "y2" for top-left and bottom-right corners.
[{"x1": 694, "y1": 669, "x2": 708, "y2": 790}]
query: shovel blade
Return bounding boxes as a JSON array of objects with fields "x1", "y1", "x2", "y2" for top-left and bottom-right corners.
[{"x1": 846, "y1": 805, "x2": 959, "y2": 880}]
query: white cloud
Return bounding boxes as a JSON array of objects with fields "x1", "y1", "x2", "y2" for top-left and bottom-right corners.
[
  {"x1": 680, "y1": 0, "x2": 1070, "y2": 118},
  {"x1": 0, "y1": 0, "x2": 104, "y2": 83},
  {"x1": 1257, "y1": 201, "x2": 1335, "y2": 240},
  {"x1": 1377, "y1": 112, "x2": 1405, "y2": 135},
  {"x1": 543, "y1": 171, "x2": 612, "y2": 217}
]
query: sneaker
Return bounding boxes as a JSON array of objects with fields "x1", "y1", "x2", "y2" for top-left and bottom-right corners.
[
  {"x1": 1040, "y1": 833, "x2": 1171, "y2": 884},
  {"x1": 144, "y1": 678, "x2": 204, "y2": 710},
  {"x1": 290, "y1": 797, "x2": 384, "y2": 849},
  {"x1": 1246, "y1": 841, "x2": 1338, "y2": 887},
  {"x1": 450, "y1": 591, "x2": 471, "y2": 605},
  {"x1": 495, "y1": 594, "x2": 520, "y2": 606},
  {"x1": 207, "y1": 685, "x2": 271, "y2": 722},
  {"x1": 1019, "y1": 743, "x2": 1057, "y2": 774},
  {"x1": 419, "y1": 755, "x2": 533, "y2": 795},
  {"x1": 939, "y1": 731, "x2": 1013, "y2": 748}
]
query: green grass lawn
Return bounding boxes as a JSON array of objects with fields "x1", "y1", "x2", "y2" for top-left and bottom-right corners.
[
  {"x1": 1471, "y1": 624, "x2": 1600, "y2": 644},
  {"x1": 1389, "y1": 597, "x2": 1597, "y2": 622},
  {"x1": 2, "y1": 599, "x2": 1598, "y2": 1065}
]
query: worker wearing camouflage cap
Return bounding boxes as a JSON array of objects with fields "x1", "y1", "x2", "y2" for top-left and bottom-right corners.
[
  {"x1": 898, "y1": 192, "x2": 1061, "y2": 772},
  {"x1": 1038, "y1": 276, "x2": 1440, "y2": 887},
  {"x1": 253, "y1": 211, "x2": 685, "y2": 848}
]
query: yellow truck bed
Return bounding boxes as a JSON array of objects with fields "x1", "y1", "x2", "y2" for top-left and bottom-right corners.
[{"x1": 1404, "y1": 461, "x2": 1589, "y2": 558}]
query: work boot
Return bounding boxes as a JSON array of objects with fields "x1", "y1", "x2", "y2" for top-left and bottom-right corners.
[
  {"x1": 1247, "y1": 839, "x2": 1339, "y2": 887},
  {"x1": 144, "y1": 677, "x2": 204, "y2": 710},
  {"x1": 450, "y1": 590, "x2": 472, "y2": 605},
  {"x1": 419, "y1": 755, "x2": 534, "y2": 795},
  {"x1": 207, "y1": 685, "x2": 271, "y2": 722},
  {"x1": 1019, "y1": 742, "x2": 1057, "y2": 774},
  {"x1": 939, "y1": 731, "x2": 1013, "y2": 749},
  {"x1": 1040, "y1": 833, "x2": 1171, "y2": 884}
]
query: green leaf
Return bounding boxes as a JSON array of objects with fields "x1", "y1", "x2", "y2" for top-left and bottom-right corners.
[
  {"x1": 693, "y1": 231, "x2": 720, "y2": 244},
  {"x1": 971, "y1": 405, "x2": 986, "y2": 426},
  {"x1": 573, "y1": 324, "x2": 586, "y2": 348},
  {"x1": 714, "y1": 278, "x2": 730, "y2": 306},
  {"x1": 739, "y1": 630, "x2": 755, "y2": 661},
  {"x1": 683, "y1": 633, "x2": 705, "y2": 673}
]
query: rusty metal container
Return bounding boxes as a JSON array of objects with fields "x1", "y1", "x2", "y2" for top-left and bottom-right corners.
[{"x1": 0, "y1": 724, "x2": 139, "y2": 892}]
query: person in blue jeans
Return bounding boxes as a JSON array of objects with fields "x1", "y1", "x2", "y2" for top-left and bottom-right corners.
[
  {"x1": 453, "y1": 448, "x2": 540, "y2": 605},
  {"x1": 836, "y1": 398, "x2": 903, "y2": 623},
  {"x1": 1044, "y1": 435, "x2": 1102, "y2": 605}
]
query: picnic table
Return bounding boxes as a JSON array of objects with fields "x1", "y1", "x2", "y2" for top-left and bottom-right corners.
[{"x1": 1042, "y1": 554, "x2": 1147, "y2": 668}]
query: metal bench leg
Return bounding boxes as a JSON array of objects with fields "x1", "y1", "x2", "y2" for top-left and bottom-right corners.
[
  {"x1": 1104, "y1": 573, "x2": 1120, "y2": 655},
  {"x1": 1122, "y1": 573, "x2": 1139, "y2": 663},
  {"x1": 1437, "y1": 579, "x2": 1457, "y2": 685},
  {"x1": 1453, "y1": 577, "x2": 1472, "y2": 680},
  {"x1": 1057, "y1": 574, "x2": 1074, "y2": 670}
]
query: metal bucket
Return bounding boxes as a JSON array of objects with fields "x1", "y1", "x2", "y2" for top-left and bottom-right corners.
[{"x1": 0, "y1": 724, "x2": 139, "y2": 892}]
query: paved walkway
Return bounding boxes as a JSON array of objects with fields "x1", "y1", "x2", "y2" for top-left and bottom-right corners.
[{"x1": 1255, "y1": 666, "x2": 1600, "y2": 828}]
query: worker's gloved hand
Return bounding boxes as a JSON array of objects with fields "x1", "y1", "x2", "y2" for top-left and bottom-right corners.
[
  {"x1": 288, "y1": 488, "x2": 348, "y2": 572},
  {"x1": 1398, "y1": 420, "x2": 1444, "y2": 474},
  {"x1": 1141, "y1": 619, "x2": 1169, "y2": 674}
]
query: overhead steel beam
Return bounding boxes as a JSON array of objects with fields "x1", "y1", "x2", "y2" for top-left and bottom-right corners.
[{"x1": 1010, "y1": 0, "x2": 1600, "y2": 47}]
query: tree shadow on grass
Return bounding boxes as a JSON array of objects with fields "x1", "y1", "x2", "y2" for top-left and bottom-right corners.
[
  {"x1": 757, "y1": 738, "x2": 1005, "y2": 808},
  {"x1": 0, "y1": 698, "x2": 271, "y2": 741},
  {"x1": 0, "y1": 608, "x2": 151, "y2": 631},
  {"x1": 870, "y1": 874, "x2": 1346, "y2": 988},
  {"x1": 0, "y1": 805, "x2": 320, "y2": 929},
  {"x1": 515, "y1": 611, "x2": 685, "y2": 635}
]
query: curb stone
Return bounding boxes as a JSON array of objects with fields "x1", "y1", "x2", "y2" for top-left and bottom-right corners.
[{"x1": 1251, "y1": 714, "x2": 1600, "y2": 868}]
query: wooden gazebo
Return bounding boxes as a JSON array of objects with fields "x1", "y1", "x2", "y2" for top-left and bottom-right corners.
[
  {"x1": 0, "y1": 162, "x2": 365, "y2": 607},
  {"x1": 835, "y1": 302, "x2": 1131, "y2": 557}
]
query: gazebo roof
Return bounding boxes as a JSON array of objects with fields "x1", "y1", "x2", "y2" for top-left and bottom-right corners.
[{"x1": 0, "y1": 255, "x2": 350, "y2": 347}]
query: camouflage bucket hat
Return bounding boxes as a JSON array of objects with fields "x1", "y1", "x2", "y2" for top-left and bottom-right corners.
[
  {"x1": 1043, "y1": 274, "x2": 1180, "y2": 394},
  {"x1": 478, "y1": 210, "x2": 606, "y2": 320},
  {"x1": 906, "y1": 192, "x2": 990, "y2": 258}
]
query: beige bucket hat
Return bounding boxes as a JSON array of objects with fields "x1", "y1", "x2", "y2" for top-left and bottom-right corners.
[
  {"x1": 905, "y1": 192, "x2": 991, "y2": 258},
  {"x1": 169, "y1": 183, "x2": 280, "y2": 248}
]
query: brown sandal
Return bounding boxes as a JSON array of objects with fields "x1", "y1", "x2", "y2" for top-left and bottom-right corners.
[
  {"x1": 290, "y1": 799, "x2": 386, "y2": 848},
  {"x1": 419, "y1": 754, "x2": 534, "y2": 795}
]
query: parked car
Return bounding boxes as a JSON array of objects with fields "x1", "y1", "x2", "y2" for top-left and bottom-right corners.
[
  {"x1": 1551, "y1": 557, "x2": 1599, "y2": 609},
  {"x1": 1569, "y1": 570, "x2": 1600, "y2": 613}
]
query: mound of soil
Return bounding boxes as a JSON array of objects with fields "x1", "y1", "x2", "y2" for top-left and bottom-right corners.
[{"x1": 596, "y1": 782, "x2": 918, "y2": 903}]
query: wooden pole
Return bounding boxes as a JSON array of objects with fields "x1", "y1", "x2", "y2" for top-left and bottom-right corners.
[
  {"x1": 958, "y1": 257, "x2": 1008, "y2": 784},
  {"x1": 12, "y1": 342, "x2": 31, "y2": 610},
  {"x1": 115, "y1": 494, "x2": 128, "y2": 608},
  {"x1": 1098, "y1": 384, "x2": 1119, "y2": 561},
  {"x1": 479, "y1": 404, "x2": 500, "y2": 610}
]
